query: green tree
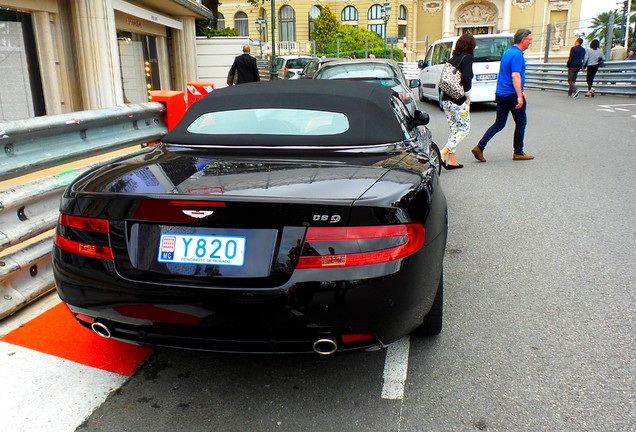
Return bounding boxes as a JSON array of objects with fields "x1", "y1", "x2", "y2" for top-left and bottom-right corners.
[
  {"x1": 312, "y1": 6, "x2": 340, "y2": 54},
  {"x1": 587, "y1": 11, "x2": 625, "y2": 49},
  {"x1": 333, "y1": 25, "x2": 384, "y2": 57},
  {"x1": 587, "y1": 2, "x2": 635, "y2": 50}
]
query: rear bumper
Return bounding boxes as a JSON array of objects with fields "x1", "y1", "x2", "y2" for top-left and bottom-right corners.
[{"x1": 53, "y1": 233, "x2": 445, "y2": 353}]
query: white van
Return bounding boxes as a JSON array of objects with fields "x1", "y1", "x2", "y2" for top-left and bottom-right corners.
[{"x1": 417, "y1": 34, "x2": 514, "y2": 109}]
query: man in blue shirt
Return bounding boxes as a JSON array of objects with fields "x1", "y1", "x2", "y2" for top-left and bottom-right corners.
[
  {"x1": 566, "y1": 38, "x2": 586, "y2": 97},
  {"x1": 472, "y1": 29, "x2": 534, "y2": 162}
]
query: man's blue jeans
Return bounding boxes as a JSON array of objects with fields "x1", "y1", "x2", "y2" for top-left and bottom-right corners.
[{"x1": 477, "y1": 94, "x2": 527, "y2": 155}]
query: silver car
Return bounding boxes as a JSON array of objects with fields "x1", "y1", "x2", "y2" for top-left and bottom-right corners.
[
  {"x1": 276, "y1": 55, "x2": 314, "y2": 80},
  {"x1": 312, "y1": 58, "x2": 420, "y2": 115}
]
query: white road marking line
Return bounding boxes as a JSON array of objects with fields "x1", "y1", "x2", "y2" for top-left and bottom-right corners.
[
  {"x1": 0, "y1": 343, "x2": 127, "y2": 431},
  {"x1": 381, "y1": 336, "x2": 410, "y2": 400},
  {"x1": 614, "y1": 108, "x2": 630, "y2": 112}
]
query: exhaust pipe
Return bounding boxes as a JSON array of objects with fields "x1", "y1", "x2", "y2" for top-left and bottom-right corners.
[
  {"x1": 91, "y1": 322, "x2": 111, "y2": 339},
  {"x1": 313, "y1": 338, "x2": 338, "y2": 355}
]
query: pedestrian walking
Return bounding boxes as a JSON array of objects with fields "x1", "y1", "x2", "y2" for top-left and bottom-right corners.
[
  {"x1": 582, "y1": 39, "x2": 604, "y2": 97},
  {"x1": 471, "y1": 29, "x2": 534, "y2": 162},
  {"x1": 609, "y1": 41, "x2": 627, "y2": 61},
  {"x1": 566, "y1": 37, "x2": 585, "y2": 98},
  {"x1": 228, "y1": 44, "x2": 260, "y2": 85},
  {"x1": 440, "y1": 33, "x2": 476, "y2": 170}
]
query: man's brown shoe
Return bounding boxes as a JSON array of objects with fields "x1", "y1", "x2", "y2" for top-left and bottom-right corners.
[
  {"x1": 512, "y1": 153, "x2": 534, "y2": 160},
  {"x1": 471, "y1": 146, "x2": 486, "y2": 162}
]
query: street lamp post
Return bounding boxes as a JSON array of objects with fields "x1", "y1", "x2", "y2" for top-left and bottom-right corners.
[
  {"x1": 381, "y1": 1, "x2": 392, "y2": 59},
  {"x1": 255, "y1": 17, "x2": 266, "y2": 59},
  {"x1": 270, "y1": 0, "x2": 278, "y2": 80}
]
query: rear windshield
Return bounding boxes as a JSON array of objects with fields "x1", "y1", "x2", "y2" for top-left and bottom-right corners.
[
  {"x1": 186, "y1": 108, "x2": 350, "y2": 136},
  {"x1": 278, "y1": 57, "x2": 313, "y2": 69},
  {"x1": 473, "y1": 37, "x2": 514, "y2": 62},
  {"x1": 315, "y1": 63, "x2": 397, "y2": 80}
]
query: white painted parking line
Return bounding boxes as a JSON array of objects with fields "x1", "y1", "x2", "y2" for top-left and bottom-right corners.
[
  {"x1": 381, "y1": 336, "x2": 410, "y2": 400},
  {"x1": 0, "y1": 343, "x2": 127, "y2": 432}
]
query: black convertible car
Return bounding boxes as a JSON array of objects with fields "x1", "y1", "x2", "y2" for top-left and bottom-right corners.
[{"x1": 53, "y1": 80, "x2": 447, "y2": 355}]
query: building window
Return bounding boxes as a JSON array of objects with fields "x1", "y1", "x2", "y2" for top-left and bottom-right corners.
[
  {"x1": 279, "y1": 6, "x2": 296, "y2": 41},
  {"x1": 368, "y1": 5, "x2": 384, "y2": 38},
  {"x1": 399, "y1": 5, "x2": 407, "y2": 20},
  {"x1": 368, "y1": 4, "x2": 383, "y2": 20},
  {"x1": 234, "y1": 12, "x2": 248, "y2": 36},
  {"x1": 397, "y1": 6, "x2": 407, "y2": 39},
  {"x1": 368, "y1": 24, "x2": 384, "y2": 39},
  {"x1": 309, "y1": 6, "x2": 321, "y2": 41},
  {"x1": 341, "y1": 6, "x2": 358, "y2": 22},
  {"x1": 217, "y1": 13, "x2": 225, "y2": 30}
]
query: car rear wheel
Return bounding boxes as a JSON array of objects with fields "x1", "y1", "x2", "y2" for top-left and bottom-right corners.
[
  {"x1": 418, "y1": 85, "x2": 426, "y2": 102},
  {"x1": 411, "y1": 269, "x2": 443, "y2": 336},
  {"x1": 431, "y1": 141, "x2": 442, "y2": 175}
]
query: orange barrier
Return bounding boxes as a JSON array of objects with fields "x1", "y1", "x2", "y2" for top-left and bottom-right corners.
[
  {"x1": 186, "y1": 81, "x2": 215, "y2": 108},
  {"x1": 149, "y1": 90, "x2": 186, "y2": 131}
]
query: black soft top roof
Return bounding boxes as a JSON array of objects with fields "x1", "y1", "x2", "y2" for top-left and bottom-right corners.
[{"x1": 163, "y1": 80, "x2": 404, "y2": 147}]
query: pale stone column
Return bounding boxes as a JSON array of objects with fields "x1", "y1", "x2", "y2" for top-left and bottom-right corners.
[
  {"x1": 411, "y1": 0, "x2": 418, "y2": 59},
  {"x1": 442, "y1": 0, "x2": 451, "y2": 37},
  {"x1": 70, "y1": 0, "x2": 123, "y2": 109},
  {"x1": 502, "y1": 0, "x2": 511, "y2": 33},
  {"x1": 171, "y1": 17, "x2": 198, "y2": 92},
  {"x1": 156, "y1": 36, "x2": 172, "y2": 90},
  {"x1": 32, "y1": 11, "x2": 63, "y2": 115}
]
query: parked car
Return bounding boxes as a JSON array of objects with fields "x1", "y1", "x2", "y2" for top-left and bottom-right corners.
[
  {"x1": 298, "y1": 57, "x2": 345, "y2": 79},
  {"x1": 276, "y1": 55, "x2": 314, "y2": 79},
  {"x1": 312, "y1": 58, "x2": 420, "y2": 116},
  {"x1": 417, "y1": 33, "x2": 514, "y2": 110},
  {"x1": 52, "y1": 80, "x2": 447, "y2": 355}
]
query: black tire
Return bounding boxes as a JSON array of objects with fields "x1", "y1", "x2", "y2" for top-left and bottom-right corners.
[
  {"x1": 431, "y1": 141, "x2": 442, "y2": 175},
  {"x1": 411, "y1": 270, "x2": 443, "y2": 336},
  {"x1": 418, "y1": 85, "x2": 426, "y2": 102}
]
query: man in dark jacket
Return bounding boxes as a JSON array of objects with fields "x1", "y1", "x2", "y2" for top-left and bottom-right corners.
[
  {"x1": 566, "y1": 38, "x2": 585, "y2": 98},
  {"x1": 229, "y1": 45, "x2": 260, "y2": 85}
]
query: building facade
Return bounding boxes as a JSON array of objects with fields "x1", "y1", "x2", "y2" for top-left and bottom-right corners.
[
  {"x1": 218, "y1": 0, "x2": 581, "y2": 61},
  {"x1": 0, "y1": 0, "x2": 212, "y2": 121}
]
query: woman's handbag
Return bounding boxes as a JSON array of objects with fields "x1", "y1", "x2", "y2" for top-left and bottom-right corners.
[
  {"x1": 438, "y1": 56, "x2": 465, "y2": 100},
  {"x1": 227, "y1": 69, "x2": 238, "y2": 86}
]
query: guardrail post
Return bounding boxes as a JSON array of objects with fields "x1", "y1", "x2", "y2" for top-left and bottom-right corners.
[{"x1": 149, "y1": 90, "x2": 186, "y2": 131}]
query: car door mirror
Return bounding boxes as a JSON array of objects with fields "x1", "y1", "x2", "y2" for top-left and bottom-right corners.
[
  {"x1": 414, "y1": 110, "x2": 430, "y2": 126},
  {"x1": 409, "y1": 79, "x2": 421, "y2": 89},
  {"x1": 418, "y1": 59, "x2": 424, "y2": 69}
]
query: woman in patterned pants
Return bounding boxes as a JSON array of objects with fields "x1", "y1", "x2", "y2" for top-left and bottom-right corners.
[{"x1": 440, "y1": 33, "x2": 476, "y2": 169}]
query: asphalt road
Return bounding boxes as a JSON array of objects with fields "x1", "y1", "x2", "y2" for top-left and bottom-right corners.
[{"x1": 77, "y1": 89, "x2": 635, "y2": 432}]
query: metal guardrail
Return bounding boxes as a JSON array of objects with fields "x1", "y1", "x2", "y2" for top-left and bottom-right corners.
[
  {"x1": 526, "y1": 60, "x2": 636, "y2": 96},
  {"x1": 398, "y1": 62, "x2": 420, "y2": 81},
  {"x1": 0, "y1": 103, "x2": 168, "y2": 320}
]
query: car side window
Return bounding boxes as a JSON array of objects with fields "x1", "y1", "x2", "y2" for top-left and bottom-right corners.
[
  {"x1": 391, "y1": 96, "x2": 415, "y2": 139},
  {"x1": 424, "y1": 48, "x2": 433, "y2": 68},
  {"x1": 305, "y1": 61, "x2": 318, "y2": 76},
  {"x1": 432, "y1": 43, "x2": 451, "y2": 65}
]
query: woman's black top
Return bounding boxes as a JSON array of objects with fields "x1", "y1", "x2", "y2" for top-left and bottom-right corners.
[{"x1": 441, "y1": 53, "x2": 474, "y2": 105}]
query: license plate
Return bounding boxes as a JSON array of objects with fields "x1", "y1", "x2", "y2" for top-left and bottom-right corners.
[
  {"x1": 157, "y1": 234, "x2": 246, "y2": 266},
  {"x1": 476, "y1": 74, "x2": 497, "y2": 81}
]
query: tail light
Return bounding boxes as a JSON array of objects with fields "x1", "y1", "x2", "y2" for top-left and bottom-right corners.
[
  {"x1": 55, "y1": 214, "x2": 114, "y2": 260},
  {"x1": 398, "y1": 92, "x2": 412, "y2": 103},
  {"x1": 296, "y1": 224, "x2": 424, "y2": 269}
]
